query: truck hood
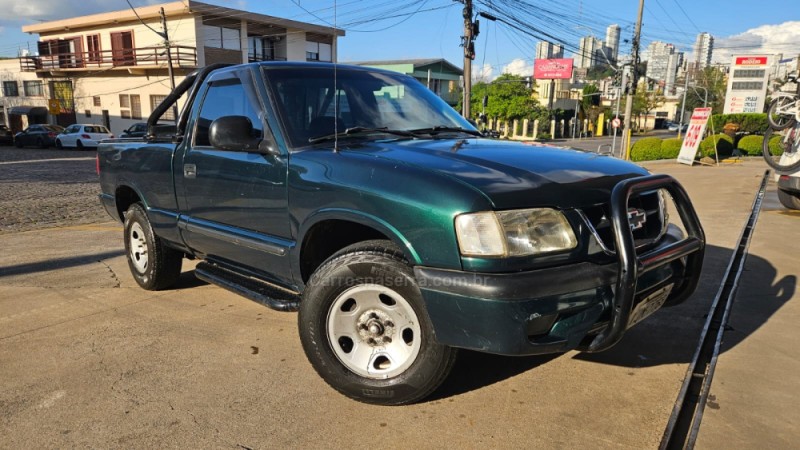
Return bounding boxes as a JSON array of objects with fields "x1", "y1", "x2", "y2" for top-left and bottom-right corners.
[{"x1": 343, "y1": 138, "x2": 649, "y2": 209}]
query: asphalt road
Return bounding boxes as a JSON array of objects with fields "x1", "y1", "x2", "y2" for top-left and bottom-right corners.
[{"x1": 1, "y1": 145, "x2": 797, "y2": 448}]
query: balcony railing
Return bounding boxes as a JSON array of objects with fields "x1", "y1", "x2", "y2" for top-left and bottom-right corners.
[
  {"x1": 19, "y1": 46, "x2": 197, "y2": 72},
  {"x1": 248, "y1": 55, "x2": 287, "y2": 63}
]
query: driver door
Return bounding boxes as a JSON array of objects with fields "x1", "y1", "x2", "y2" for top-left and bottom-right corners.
[{"x1": 175, "y1": 68, "x2": 293, "y2": 285}]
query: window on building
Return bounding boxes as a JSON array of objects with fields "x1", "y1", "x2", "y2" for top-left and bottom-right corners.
[
  {"x1": 110, "y1": 31, "x2": 135, "y2": 66},
  {"x1": 119, "y1": 94, "x2": 130, "y2": 108},
  {"x1": 194, "y1": 79, "x2": 262, "y2": 147},
  {"x1": 23, "y1": 81, "x2": 44, "y2": 97},
  {"x1": 150, "y1": 94, "x2": 174, "y2": 121},
  {"x1": 85, "y1": 110, "x2": 92, "y2": 118},
  {"x1": 130, "y1": 94, "x2": 142, "y2": 120},
  {"x1": 248, "y1": 36, "x2": 276, "y2": 62},
  {"x1": 202, "y1": 24, "x2": 241, "y2": 50},
  {"x1": 121, "y1": 110, "x2": 131, "y2": 119},
  {"x1": 305, "y1": 41, "x2": 332, "y2": 62},
  {"x1": 86, "y1": 34, "x2": 101, "y2": 63},
  {"x1": 93, "y1": 96, "x2": 101, "y2": 107},
  {"x1": 3, "y1": 81, "x2": 19, "y2": 97}
]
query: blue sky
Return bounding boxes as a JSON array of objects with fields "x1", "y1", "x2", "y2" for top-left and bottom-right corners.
[{"x1": 0, "y1": 0, "x2": 797, "y2": 78}]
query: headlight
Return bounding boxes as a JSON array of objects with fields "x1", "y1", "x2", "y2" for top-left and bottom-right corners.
[{"x1": 455, "y1": 208, "x2": 577, "y2": 257}]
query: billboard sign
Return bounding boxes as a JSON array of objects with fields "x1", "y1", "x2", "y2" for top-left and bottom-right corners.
[
  {"x1": 723, "y1": 54, "x2": 771, "y2": 114},
  {"x1": 677, "y1": 107, "x2": 713, "y2": 165},
  {"x1": 534, "y1": 58, "x2": 574, "y2": 79}
]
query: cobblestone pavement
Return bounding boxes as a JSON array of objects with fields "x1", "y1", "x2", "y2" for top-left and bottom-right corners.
[{"x1": 0, "y1": 145, "x2": 112, "y2": 234}]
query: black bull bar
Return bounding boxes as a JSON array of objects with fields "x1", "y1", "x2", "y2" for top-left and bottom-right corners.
[{"x1": 585, "y1": 174, "x2": 706, "y2": 352}]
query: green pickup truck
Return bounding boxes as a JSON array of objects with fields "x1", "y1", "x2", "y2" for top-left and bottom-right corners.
[{"x1": 98, "y1": 62, "x2": 705, "y2": 405}]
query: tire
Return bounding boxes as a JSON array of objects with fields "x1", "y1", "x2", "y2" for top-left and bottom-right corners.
[
  {"x1": 76, "y1": 140, "x2": 84, "y2": 150},
  {"x1": 298, "y1": 240, "x2": 457, "y2": 405},
  {"x1": 762, "y1": 126, "x2": 800, "y2": 173},
  {"x1": 123, "y1": 203, "x2": 183, "y2": 290},
  {"x1": 55, "y1": 139, "x2": 63, "y2": 149},
  {"x1": 778, "y1": 189, "x2": 800, "y2": 210},
  {"x1": 767, "y1": 96, "x2": 797, "y2": 131}
]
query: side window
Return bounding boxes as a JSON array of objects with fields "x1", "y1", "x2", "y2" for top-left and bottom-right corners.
[{"x1": 194, "y1": 77, "x2": 263, "y2": 147}]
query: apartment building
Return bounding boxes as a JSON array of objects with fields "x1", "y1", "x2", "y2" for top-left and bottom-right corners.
[{"x1": 1, "y1": 0, "x2": 343, "y2": 135}]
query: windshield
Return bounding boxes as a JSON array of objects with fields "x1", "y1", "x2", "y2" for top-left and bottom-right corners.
[{"x1": 263, "y1": 66, "x2": 475, "y2": 148}]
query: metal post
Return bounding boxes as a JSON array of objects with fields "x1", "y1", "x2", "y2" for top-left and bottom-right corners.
[
  {"x1": 572, "y1": 99, "x2": 578, "y2": 139},
  {"x1": 622, "y1": 0, "x2": 645, "y2": 159},
  {"x1": 678, "y1": 72, "x2": 689, "y2": 139},
  {"x1": 160, "y1": 7, "x2": 178, "y2": 123},
  {"x1": 612, "y1": 86, "x2": 621, "y2": 156}
]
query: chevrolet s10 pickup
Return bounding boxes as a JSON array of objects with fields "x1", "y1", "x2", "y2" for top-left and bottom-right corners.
[{"x1": 98, "y1": 62, "x2": 705, "y2": 405}]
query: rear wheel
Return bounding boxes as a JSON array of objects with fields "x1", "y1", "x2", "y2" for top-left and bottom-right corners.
[
  {"x1": 298, "y1": 240, "x2": 457, "y2": 405},
  {"x1": 767, "y1": 96, "x2": 797, "y2": 131},
  {"x1": 123, "y1": 203, "x2": 183, "y2": 290},
  {"x1": 55, "y1": 139, "x2": 63, "y2": 149},
  {"x1": 763, "y1": 125, "x2": 800, "y2": 173},
  {"x1": 778, "y1": 189, "x2": 800, "y2": 210}
]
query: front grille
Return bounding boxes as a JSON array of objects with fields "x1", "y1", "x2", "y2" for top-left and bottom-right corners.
[{"x1": 581, "y1": 190, "x2": 666, "y2": 253}]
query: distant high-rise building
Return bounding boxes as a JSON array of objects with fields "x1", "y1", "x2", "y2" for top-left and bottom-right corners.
[
  {"x1": 576, "y1": 36, "x2": 602, "y2": 68},
  {"x1": 536, "y1": 41, "x2": 564, "y2": 60},
  {"x1": 605, "y1": 24, "x2": 621, "y2": 62},
  {"x1": 645, "y1": 41, "x2": 680, "y2": 91},
  {"x1": 693, "y1": 32, "x2": 714, "y2": 69}
]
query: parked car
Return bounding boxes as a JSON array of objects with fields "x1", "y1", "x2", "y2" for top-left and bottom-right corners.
[
  {"x1": 98, "y1": 62, "x2": 705, "y2": 405},
  {"x1": 55, "y1": 124, "x2": 114, "y2": 149},
  {"x1": 0, "y1": 125, "x2": 14, "y2": 145},
  {"x1": 13, "y1": 124, "x2": 65, "y2": 148},
  {"x1": 668, "y1": 122, "x2": 688, "y2": 132},
  {"x1": 120, "y1": 122, "x2": 176, "y2": 138}
]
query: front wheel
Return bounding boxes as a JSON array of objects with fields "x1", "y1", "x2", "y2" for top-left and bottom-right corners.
[
  {"x1": 298, "y1": 240, "x2": 457, "y2": 405},
  {"x1": 763, "y1": 125, "x2": 800, "y2": 173},
  {"x1": 76, "y1": 140, "x2": 84, "y2": 150},
  {"x1": 767, "y1": 96, "x2": 797, "y2": 130},
  {"x1": 123, "y1": 203, "x2": 183, "y2": 290}
]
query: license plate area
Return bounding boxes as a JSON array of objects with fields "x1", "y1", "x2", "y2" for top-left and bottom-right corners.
[{"x1": 627, "y1": 283, "x2": 673, "y2": 329}]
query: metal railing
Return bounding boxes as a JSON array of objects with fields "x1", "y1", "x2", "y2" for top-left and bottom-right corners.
[{"x1": 19, "y1": 46, "x2": 197, "y2": 72}]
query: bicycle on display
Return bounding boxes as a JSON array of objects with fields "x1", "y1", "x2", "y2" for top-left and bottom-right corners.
[{"x1": 763, "y1": 72, "x2": 800, "y2": 173}]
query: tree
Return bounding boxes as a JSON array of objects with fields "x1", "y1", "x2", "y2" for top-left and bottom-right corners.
[
  {"x1": 466, "y1": 73, "x2": 543, "y2": 122},
  {"x1": 678, "y1": 66, "x2": 727, "y2": 116},
  {"x1": 633, "y1": 85, "x2": 666, "y2": 131}
]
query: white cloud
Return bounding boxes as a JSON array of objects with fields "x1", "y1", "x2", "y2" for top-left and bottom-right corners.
[
  {"x1": 473, "y1": 63, "x2": 494, "y2": 82},
  {"x1": 501, "y1": 58, "x2": 533, "y2": 77},
  {"x1": 713, "y1": 21, "x2": 800, "y2": 63}
]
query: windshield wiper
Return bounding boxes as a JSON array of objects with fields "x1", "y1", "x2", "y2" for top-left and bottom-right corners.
[
  {"x1": 409, "y1": 126, "x2": 484, "y2": 137},
  {"x1": 308, "y1": 126, "x2": 415, "y2": 144}
]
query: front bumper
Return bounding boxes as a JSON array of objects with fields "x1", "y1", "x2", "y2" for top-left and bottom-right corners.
[{"x1": 415, "y1": 174, "x2": 705, "y2": 356}]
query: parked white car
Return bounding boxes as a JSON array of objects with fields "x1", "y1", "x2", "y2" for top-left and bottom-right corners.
[{"x1": 55, "y1": 124, "x2": 114, "y2": 149}]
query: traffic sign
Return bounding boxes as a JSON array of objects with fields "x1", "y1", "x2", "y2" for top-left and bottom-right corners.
[{"x1": 611, "y1": 117, "x2": 621, "y2": 129}]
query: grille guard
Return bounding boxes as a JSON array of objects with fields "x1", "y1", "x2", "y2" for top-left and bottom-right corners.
[{"x1": 585, "y1": 174, "x2": 705, "y2": 352}]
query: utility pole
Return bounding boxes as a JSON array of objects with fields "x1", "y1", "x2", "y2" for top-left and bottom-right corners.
[
  {"x1": 159, "y1": 7, "x2": 178, "y2": 123},
  {"x1": 621, "y1": 0, "x2": 645, "y2": 158},
  {"x1": 461, "y1": 0, "x2": 475, "y2": 119}
]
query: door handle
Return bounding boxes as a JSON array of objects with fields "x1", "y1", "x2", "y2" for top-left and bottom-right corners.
[{"x1": 184, "y1": 164, "x2": 197, "y2": 178}]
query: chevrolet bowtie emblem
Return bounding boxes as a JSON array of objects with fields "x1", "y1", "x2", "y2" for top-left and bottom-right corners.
[{"x1": 627, "y1": 208, "x2": 647, "y2": 231}]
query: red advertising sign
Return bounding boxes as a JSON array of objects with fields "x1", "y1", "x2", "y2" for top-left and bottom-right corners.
[
  {"x1": 534, "y1": 58, "x2": 574, "y2": 79},
  {"x1": 677, "y1": 107, "x2": 713, "y2": 165},
  {"x1": 735, "y1": 56, "x2": 768, "y2": 66}
]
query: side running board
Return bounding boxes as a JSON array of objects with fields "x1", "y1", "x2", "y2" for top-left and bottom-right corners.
[{"x1": 194, "y1": 262, "x2": 300, "y2": 312}]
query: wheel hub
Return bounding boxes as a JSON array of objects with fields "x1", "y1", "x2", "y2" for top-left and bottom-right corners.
[{"x1": 357, "y1": 310, "x2": 394, "y2": 345}]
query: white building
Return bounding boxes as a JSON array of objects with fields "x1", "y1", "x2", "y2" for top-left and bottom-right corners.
[
  {"x1": 605, "y1": 24, "x2": 621, "y2": 62},
  {"x1": 693, "y1": 32, "x2": 714, "y2": 70},
  {"x1": 576, "y1": 36, "x2": 602, "y2": 69},
  {"x1": 645, "y1": 41, "x2": 682, "y2": 94},
  {"x1": 535, "y1": 41, "x2": 564, "y2": 60},
  {"x1": 1, "y1": 1, "x2": 343, "y2": 135}
]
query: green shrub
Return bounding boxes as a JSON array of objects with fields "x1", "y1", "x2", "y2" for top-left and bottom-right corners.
[
  {"x1": 660, "y1": 138, "x2": 683, "y2": 159},
  {"x1": 768, "y1": 134, "x2": 784, "y2": 156},
  {"x1": 699, "y1": 133, "x2": 734, "y2": 158},
  {"x1": 736, "y1": 135, "x2": 763, "y2": 156},
  {"x1": 631, "y1": 137, "x2": 663, "y2": 161},
  {"x1": 710, "y1": 113, "x2": 768, "y2": 134}
]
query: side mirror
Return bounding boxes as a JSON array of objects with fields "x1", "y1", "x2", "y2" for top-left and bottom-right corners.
[{"x1": 209, "y1": 115, "x2": 274, "y2": 154}]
